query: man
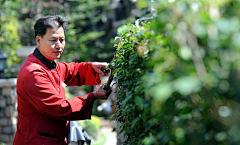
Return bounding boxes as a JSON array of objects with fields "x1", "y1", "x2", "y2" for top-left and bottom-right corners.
[{"x1": 13, "y1": 15, "x2": 112, "y2": 145}]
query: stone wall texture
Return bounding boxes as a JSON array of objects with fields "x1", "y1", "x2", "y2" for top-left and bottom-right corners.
[{"x1": 0, "y1": 79, "x2": 17, "y2": 145}]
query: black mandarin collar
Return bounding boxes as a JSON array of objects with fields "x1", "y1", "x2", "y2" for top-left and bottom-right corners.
[{"x1": 33, "y1": 48, "x2": 57, "y2": 70}]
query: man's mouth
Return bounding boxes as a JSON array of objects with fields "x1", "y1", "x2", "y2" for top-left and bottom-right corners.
[{"x1": 54, "y1": 51, "x2": 62, "y2": 54}]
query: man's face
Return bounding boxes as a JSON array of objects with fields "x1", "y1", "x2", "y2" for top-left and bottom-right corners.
[{"x1": 36, "y1": 26, "x2": 65, "y2": 62}]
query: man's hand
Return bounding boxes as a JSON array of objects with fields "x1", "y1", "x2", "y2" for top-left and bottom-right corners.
[
  {"x1": 93, "y1": 84, "x2": 112, "y2": 100},
  {"x1": 92, "y1": 62, "x2": 109, "y2": 76}
]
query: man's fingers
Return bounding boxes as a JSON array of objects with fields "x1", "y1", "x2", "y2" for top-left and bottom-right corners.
[
  {"x1": 100, "y1": 67, "x2": 110, "y2": 75},
  {"x1": 98, "y1": 62, "x2": 108, "y2": 67},
  {"x1": 95, "y1": 62, "x2": 108, "y2": 68},
  {"x1": 96, "y1": 68, "x2": 105, "y2": 76},
  {"x1": 92, "y1": 62, "x2": 110, "y2": 76}
]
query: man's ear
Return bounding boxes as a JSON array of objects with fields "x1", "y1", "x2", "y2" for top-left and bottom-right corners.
[{"x1": 36, "y1": 36, "x2": 41, "y2": 46}]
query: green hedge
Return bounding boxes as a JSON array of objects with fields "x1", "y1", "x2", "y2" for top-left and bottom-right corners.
[{"x1": 113, "y1": 0, "x2": 240, "y2": 145}]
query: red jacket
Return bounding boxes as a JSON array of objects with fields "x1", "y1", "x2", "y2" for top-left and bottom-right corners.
[{"x1": 13, "y1": 48, "x2": 101, "y2": 145}]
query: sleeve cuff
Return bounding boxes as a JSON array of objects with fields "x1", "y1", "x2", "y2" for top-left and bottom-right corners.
[
  {"x1": 82, "y1": 92, "x2": 95, "y2": 111},
  {"x1": 87, "y1": 92, "x2": 95, "y2": 101},
  {"x1": 81, "y1": 92, "x2": 95, "y2": 119}
]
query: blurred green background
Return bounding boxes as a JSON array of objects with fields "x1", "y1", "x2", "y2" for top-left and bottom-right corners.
[
  {"x1": 0, "y1": 0, "x2": 139, "y2": 144},
  {"x1": 113, "y1": 0, "x2": 240, "y2": 145},
  {"x1": 0, "y1": 0, "x2": 138, "y2": 78},
  {"x1": 3, "y1": 0, "x2": 240, "y2": 145}
]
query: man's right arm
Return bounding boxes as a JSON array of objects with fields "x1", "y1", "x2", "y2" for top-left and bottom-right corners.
[{"x1": 22, "y1": 69, "x2": 95, "y2": 120}]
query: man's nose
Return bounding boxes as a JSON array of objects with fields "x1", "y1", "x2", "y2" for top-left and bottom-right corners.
[{"x1": 55, "y1": 40, "x2": 60, "y2": 49}]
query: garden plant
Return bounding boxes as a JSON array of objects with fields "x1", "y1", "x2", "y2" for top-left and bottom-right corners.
[{"x1": 112, "y1": 0, "x2": 240, "y2": 144}]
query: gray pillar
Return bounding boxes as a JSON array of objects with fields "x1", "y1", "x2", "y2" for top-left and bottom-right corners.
[{"x1": 0, "y1": 78, "x2": 17, "y2": 145}]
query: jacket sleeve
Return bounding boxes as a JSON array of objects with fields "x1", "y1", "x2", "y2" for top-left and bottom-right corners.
[
  {"x1": 23, "y1": 69, "x2": 95, "y2": 120},
  {"x1": 59, "y1": 62, "x2": 101, "y2": 86}
]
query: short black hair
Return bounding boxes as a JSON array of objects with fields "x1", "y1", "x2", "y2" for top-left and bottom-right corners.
[{"x1": 34, "y1": 15, "x2": 68, "y2": 37}]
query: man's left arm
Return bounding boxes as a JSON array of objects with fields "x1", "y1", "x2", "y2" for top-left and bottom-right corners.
[{"x1": 59, "y1": 62, "x2": 107, "y2": 86}]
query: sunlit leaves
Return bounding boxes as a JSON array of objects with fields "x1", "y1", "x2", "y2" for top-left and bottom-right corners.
[
  {"x1": 114, "y1": 0, "x2": 240, "y2": 144},
  {"x1": 114, "y1": 22, "x2": 156, "y2": 144},
  {"x1": 152, "y1": 83, "x2": 173, "y2": 102},
  {"x1": 0, "y1": 16, "x2": 21, "y2": 66},
  {"x1": 174, "y1": 76, "x2": 201, "y2": 96}
]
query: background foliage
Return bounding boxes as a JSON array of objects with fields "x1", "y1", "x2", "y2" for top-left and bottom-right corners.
[
  {"x1": 0, "y1": 0, "x2": 120, "y2": 67},
  {"x1": 113, "y1": 0, "x2": 240, "y2": 144},
  {"x1": 0, "y1": 0, "x2": 21, "y2": 66},
  {"x1": 17, "y1": 0, "x2": 114, "y2": 63}
]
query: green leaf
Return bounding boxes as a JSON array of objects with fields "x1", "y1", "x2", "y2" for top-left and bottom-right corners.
[
  {"x1": 136, "y1": 0, "x2": 150, "y2": 9},
  {"x1": 135, "y1": 97, "x2": 144, "y2": 109},
  {"x1": 122, "y1": 82, "x2": 129, "y2": 86},
  {"x1": 109, "y1": 114, "x2": 116, "y2": 121},
  {"x1": 142, "y1": 136, "x2": 154, "y2": 145},
  {"x1": 123, "y1": 95, "x2": 132, "y2": 104},
  {"x1": 114, "y1": 36, "x2": 120, "y2": 41}
]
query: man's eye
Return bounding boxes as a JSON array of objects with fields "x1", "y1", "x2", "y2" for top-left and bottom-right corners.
[
  {"x1": 51, "y1": 40, "x2": 56, "y2": 41},
  {"x1": 60, "y1": 39, "x2": 64, "y2": 42}
]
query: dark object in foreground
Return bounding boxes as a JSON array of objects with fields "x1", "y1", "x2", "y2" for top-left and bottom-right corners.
[
  {"x1": 101, "y1": 65, "x2": 114, "y2": 90},
  {"x1": 101, "y1": 55, "x2": 115, "y2": 91}
]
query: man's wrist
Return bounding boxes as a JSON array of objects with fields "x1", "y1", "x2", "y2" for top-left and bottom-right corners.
[{"x1": 92, "y1": 91, "x2": 97, "y2": 100}]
